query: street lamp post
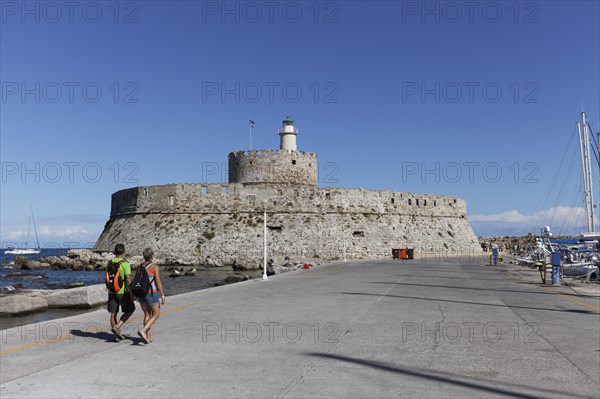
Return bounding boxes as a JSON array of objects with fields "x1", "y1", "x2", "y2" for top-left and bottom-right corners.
[{"x1": 261, "y1": 199, "x2": 268, "y2": 280}]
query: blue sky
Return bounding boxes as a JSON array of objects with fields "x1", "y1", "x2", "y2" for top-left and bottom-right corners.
[{"x1": 1, "y1": 0, "x2": 599, "y2": 246}]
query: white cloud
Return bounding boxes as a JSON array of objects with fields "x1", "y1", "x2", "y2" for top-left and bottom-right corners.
[
  {"x1": 6, "y1": 230, "x2": 28, "y2": 240},
  {"x1": 37, "y1": 214, "x2": 106, "y2": 224},
  {"x1": 470, "y1": 210, "x2": 529, "y2": 223},
  {"x1": 37, "y1": 225, "x2": 91, "y2": 238},
  {"x1": 2, "y1": 225, "x2": 99, "y2": 246},
  {"x1": 470, "y1": 206, "x2": 593, "y2": 236}
]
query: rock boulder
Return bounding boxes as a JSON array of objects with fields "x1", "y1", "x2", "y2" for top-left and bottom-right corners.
[
  {"x1": 23, "y1": 260, "x2": 50, "y2": 270},
  {"x1": 0, "y1": 295, "x2": 48, "y2": 315},
  {"x1": 0, "y1": 283, "x2": 24, "y2": 294},
  {"x1": 13, "y1": 256, "x2": 28, "y2": 270},
  {"x1": 224, "y1": 274, "x2": 247, "y2": 284},
  {"x1": 44, "y1": 284, "x2": 108, "y2": 308}
]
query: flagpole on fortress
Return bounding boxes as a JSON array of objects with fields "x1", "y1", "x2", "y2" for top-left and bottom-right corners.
[{"x1": 249, "y1": 119, "x2": 255, "y2": 150}]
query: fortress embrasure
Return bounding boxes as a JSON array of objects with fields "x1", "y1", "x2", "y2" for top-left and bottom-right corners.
[{"x1": 94, "y1": 118, "x2": 480, "y2": 266}]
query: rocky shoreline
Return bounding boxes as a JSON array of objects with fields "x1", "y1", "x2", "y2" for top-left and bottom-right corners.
[
  {"x1": 10, "y1": 249, "x2": 315, "y2": 274},
  {"x1": 1, "y1": 249, "x2": 318, "y2": 317},
  {"x1": 10, "y1": 249, "x2": 136, "y2": 272}
]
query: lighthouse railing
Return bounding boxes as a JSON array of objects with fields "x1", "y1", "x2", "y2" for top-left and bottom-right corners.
[{"x1": 278, "y1": 127, "x2": 299, "y2": 134}]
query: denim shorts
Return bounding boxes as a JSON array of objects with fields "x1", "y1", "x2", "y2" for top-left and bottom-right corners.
[{"x1": 137, "y1": 291, "x2": 160, "y2": 305}]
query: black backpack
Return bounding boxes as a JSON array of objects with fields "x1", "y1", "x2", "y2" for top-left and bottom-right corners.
[
  {"x1": 105, "y1": 259, "x2": 125, "y2": 293},
  {"x1": 131, "y1": 263, "x2": 154, "y2": 297}
]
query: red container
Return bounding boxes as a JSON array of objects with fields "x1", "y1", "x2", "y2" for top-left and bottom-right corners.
[{"x1": 399, "y1": 249, "x2": 407, "y2": 259}]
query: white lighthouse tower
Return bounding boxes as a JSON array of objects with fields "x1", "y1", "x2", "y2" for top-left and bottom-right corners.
[{"x1": 278, "y1": 116, "x2": 298, "y2": 152}]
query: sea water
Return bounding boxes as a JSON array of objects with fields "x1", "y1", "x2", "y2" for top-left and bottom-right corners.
[{"x1": 0, "y1": 248, "x2": 103, "y2": 289}]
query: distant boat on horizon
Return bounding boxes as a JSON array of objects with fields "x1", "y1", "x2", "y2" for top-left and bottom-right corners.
[
  {"x1": 4, "y1": 248, "x2": 41, "y2": 255},
  {"x1": 5, "y1": 206, "x2": 40, "y2": 255}
]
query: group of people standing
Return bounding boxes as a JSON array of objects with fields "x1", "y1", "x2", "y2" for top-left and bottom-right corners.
[{"x1": 106, "y1": 244, "x2": 166, "y2": 344}]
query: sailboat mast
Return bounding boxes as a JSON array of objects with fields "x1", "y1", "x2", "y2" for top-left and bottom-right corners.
[
  {"x1": 30, "y1": 205, "x2": 40, "y2": 249},
  {"x1": 585, "y1": 114, "x2": 595, "y2": 232},
  {"x1": 578, "y1": 112, "x2": 595, "y2": 233},
  {"x1": 26, "y1": 213, "x2": 31, "y2": 248}
]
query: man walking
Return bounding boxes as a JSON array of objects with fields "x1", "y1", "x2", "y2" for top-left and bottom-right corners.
[{"x1": 105, "y1": 243, "x2": 135, "y2": 341}]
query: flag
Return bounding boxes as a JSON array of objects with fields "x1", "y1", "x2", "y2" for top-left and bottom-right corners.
[{"x1": 249, "y1": 120, "x2": 255, "y2": 128}]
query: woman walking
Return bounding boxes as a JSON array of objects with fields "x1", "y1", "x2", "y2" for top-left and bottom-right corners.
[{"x1": 136, "y1": 247, "x2": 165, "y2": 344}]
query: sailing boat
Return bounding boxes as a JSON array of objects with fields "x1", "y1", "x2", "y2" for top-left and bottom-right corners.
[
  {"x1": 562, "y1": 111, "x2": 600, "y2": 279},
  {"x1": 516, "y1": 112, "x2": 600, "y2": 281},
  {"x1": 576, "y1": 111, "x2": 600, "y2": 240},
  {"x1": 5, "y1": 206, "x2": 41, "y2": 255}
]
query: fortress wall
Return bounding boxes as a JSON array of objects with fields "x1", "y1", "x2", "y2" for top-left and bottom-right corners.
[
  {"x1": 228, "y1": 150, "x2": 318, "y2": 186},
  {"x1": 94, "y1": 210, "x2": 479, "y2": 266},
  {"x1": 111, "y1": 188, "x2": 138, "y2": 215},
  {"x1": 96, "y1": 183, "x2": 478, "y2": 265},
  {"x1": 109, "y1": 184, "x2": 467, "y2": 219}
]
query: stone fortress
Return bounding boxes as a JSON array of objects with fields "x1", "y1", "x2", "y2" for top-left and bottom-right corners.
[{"x1": 94, "y1": 117, "x2": 480, "y2": 267}]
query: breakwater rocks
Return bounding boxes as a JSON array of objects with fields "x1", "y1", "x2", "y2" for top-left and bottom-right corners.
[
  {"x1": 0, "y1": 284, "x2": 107, "y2": 316},
  {"x1": 478, "y1": 236, "x2": 536, "y2": 252},
  {"x1": 477, "y1": 235, "x2": 578, "y2": 253},
  {"x1": 10, "y1": 249, "x2": 160, "y2": 272},
  {"x1": 9, "y1": 249, "x2": 312, "y2": 275},
  {"x1": 11, "y1": 250, "x2": 114, "y2": 272}
]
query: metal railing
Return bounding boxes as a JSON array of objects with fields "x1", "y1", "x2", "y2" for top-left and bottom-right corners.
[{"x1": 278, "y1": 128, "x2": 299, "y2": 134}]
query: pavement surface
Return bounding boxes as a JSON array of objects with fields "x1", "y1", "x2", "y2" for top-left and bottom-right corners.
[{"x1": 1, "y1": 257, "x2": 599, "y2": 398}]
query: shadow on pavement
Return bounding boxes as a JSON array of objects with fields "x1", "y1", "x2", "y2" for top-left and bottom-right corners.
[
  {"x1": 305, "y1": 352, "x2": 589, "y2": 399},
  {"x1": 338, "y1": 292, "x2": 599, "y2": 316},
  {"x1": 70, "y1": 329, "x2": 116, "y2": 343},
  {"x1": 368, "y1": 281, "x2": 600, "y2": 299},
  {"x1": 392, "y1": 274, "x2": 506, "y2": 281},
  {"x1": 70, "y1": 329, "x2": 146, "y2": 345}
]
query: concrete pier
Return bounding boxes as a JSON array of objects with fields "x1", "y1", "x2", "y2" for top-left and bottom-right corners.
[{"x1": 1, "y1": 258, "x2": 599, "y2": 398}]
